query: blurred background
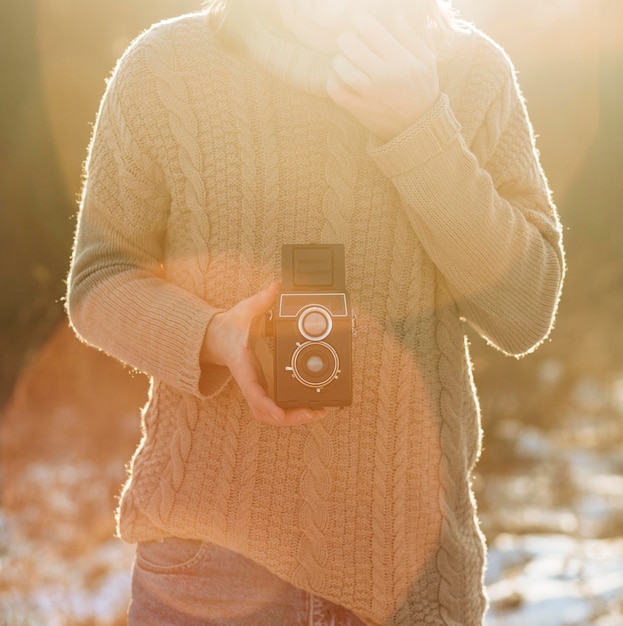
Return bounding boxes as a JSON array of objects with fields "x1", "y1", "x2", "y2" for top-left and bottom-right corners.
[{"x1": 0, "y1": 0, "x2": 622, "y2": 624}]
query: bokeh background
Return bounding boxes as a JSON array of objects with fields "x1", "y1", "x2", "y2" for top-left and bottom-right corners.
[{"x1": 0, "y1": 0, "x2": 622, "y2": 624}]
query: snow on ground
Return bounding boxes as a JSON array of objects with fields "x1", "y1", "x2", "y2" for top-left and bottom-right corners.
[
  {"x1": 1, "y1": 453, "x2": 622, "y2": 626},
  {"x1": 0, "y1": 461, "x2": 134, "y2": 626},
  {"x1": 0, "y1": 326, "x2": 622, "y2": 625},
  {"x1": 480, "y1": 402, "x2": 623, "y2": 625},
  {"x1": 0, "y1": 533, "x2": 133, "y2": 626},
  {"x1": 485, "y1": 534, "x2": 623, "y2": 625}
]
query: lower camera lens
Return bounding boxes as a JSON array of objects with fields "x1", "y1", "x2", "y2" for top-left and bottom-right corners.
[
  {"x1": 304, "y1": 355, "x2": 325, "y2": 374},
  {"x1": 290, "y1": 341, "x2": 339, "y2": 389}
]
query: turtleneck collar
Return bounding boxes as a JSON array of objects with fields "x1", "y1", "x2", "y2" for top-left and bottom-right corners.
[
  {"x1": 224, "y1": 10, "x2": 332, "y2": 97},
  {"x1": 216, "y1": 7, "x2": 457, "y2": 98}
]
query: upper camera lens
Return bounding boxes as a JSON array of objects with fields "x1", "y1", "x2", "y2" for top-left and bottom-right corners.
[
  {"x1": 298, "y1": 307, "x2": 332, "y2": 341},
  {"x1": 301, "y1": 311, "x2": 328, "y2": 337}
]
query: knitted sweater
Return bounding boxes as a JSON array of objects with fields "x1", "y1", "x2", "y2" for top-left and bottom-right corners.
[{"x1": 67, "y1": 10, "x2": 564, "y2": 626}]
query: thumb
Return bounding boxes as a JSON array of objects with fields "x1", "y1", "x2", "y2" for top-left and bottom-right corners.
[
  {"x1": 245, "y1": 282, "x2": 280, "y2": 315},
  {"x1": 242, "y1": 283, "x2": 280, "y2": 342}
]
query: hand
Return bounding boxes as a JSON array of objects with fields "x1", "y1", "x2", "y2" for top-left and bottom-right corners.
[
  {"x1": 201, "y1": 282, "x2": 327, "y2": 426},
  {"x1": 326, "y1": 10, "x2": 439, "y2": 142}
]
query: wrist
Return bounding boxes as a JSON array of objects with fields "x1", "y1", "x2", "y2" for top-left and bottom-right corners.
[{"x1": 201, "y1": 311, "x2": 227, "y2": 367}]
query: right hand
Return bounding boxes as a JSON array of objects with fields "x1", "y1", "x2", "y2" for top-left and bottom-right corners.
[
  {"x1": 201, "y1": 282, "x2": 327, "y2": 426},
  {"x1": 327, "y1": 9, "x2": 439, "y2": 142}
]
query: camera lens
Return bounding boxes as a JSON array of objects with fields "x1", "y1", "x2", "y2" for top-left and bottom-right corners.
[
  {"x1": 305, "y1": 355, "x2": 325, "y2": 374},
  {"x1": 298, "y1": 306, "x2": 332, "y2": 341},
  {"x1": 290, "y1": 341, "x2": 340, "y2": 389}
]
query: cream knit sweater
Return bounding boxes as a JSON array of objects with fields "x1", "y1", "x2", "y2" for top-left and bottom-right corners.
[{"x1": 67, "y1": 10, "x2": 564, "y2": 626}]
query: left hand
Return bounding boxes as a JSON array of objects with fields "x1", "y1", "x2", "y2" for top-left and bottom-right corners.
[
  {"x1": 200, "y1": 283, "x2": 326, "y2": 427},
  {"x1": 326, "y1": 10, "x2": 439, "y2": 142}
]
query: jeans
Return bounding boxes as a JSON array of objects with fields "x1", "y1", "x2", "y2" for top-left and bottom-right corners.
[{"x1": 128, "y1": 537, "x2": 367, "y2": 625}]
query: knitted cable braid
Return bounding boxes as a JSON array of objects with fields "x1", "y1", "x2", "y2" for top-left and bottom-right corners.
[{"x1": 67, "y1": 10, "x2": 564, "y2": 625}]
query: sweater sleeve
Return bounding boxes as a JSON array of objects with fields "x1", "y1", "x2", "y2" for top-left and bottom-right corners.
[
  {"x1": 66, "y1": 32, "x2": 230, "y2": 398},
  {"x1": 369, "y1": 38, "x2": 564, "y2": 357}
]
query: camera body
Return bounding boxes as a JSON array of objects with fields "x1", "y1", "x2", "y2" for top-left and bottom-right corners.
[{"x1": 272, "y1": 244, "x2": 353, "y2": 409}]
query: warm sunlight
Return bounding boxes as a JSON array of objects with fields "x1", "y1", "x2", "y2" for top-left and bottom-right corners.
[
  {"x1": 1, "y1": 0, "x2": 622, "y2": 624},
  {"x1": 455, "y1": 0, "x2": 603, "y2": 203},
  {"x1": 35, "y1": 0, "x2": 198, "y2": 198},
  {"x1": 34, "y1": 0, "x2": 604, "y2": 209}
]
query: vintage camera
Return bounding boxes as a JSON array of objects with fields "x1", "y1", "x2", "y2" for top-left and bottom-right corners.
[{"x1": 270, "y1": 244, "x2": 353, "y2": 409}]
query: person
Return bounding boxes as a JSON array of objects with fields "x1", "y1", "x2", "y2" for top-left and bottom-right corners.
[{"x1": 66, "y1": 0, "x2": 565, "y2": 623}]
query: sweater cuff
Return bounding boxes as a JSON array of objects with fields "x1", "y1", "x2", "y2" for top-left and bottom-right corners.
[
  {"x1": 160, "y1": 303, "x2": 231, "y2": 400},
  {"x1": 151, "y1": 306, "x2": 231, "y2": 400},
  {"x1": 198, "y1": 363, "x2": 232, "y2": 399},
  {"x1": 368, "y1": 93, "x2": 462, "y2": 177}
]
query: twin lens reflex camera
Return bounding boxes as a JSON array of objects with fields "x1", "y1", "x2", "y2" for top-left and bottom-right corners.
[{"x1": 269, "y1": 244, "x2": 353, "y2": 409}]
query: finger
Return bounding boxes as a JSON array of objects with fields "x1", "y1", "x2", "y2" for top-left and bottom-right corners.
[
  {"x1": 234, "y1": 282, "x2": 279, "y2": 347},
  {"x1": 331, "y1": 53, "x2": 373, "y2": 94},
  {"x1": 280, "y1": 407, "x2": 328, "y2": 426},
  {"x1": 327, "y1": 69, "x2": 362, "y2": 109},
  {"x1": 242, "y1": 282, "x2": 279, "y2": 317},
  {"x1": 351, "y1": 11, "x2": 411, "y2": 62},
  {"x1": 230, "y1": 349, "x2": 284, "y2": 423},
  {"x1": 387, "y1": 9, "x2": 436, "y2": 63},
  {"x1": 336, "y1": 30, "x2": 383, "y2": 77},
  {"x1": 244, "y1": 384, "x2": 327, "y2": 427},
  {"x1": 253, "y1": 339, "x2": 327, "y2": 426},
  {"x1": 246, "y1": 383, "x2": 287, "y2": 425}
]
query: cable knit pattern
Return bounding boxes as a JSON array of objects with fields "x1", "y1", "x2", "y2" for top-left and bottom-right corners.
[
  {"x1": 255, "y1": 77, "x2": 281, "y2": 287},
  {"x1": 436, "y1": 299, "x2": 471, "y2": 624},
  {"x1": 229, "y1": 65, "x2": 257, "y2": 299},
  {"x1": 158, "y1": 394, "x2": 198, "y2": 522},
  {"x1": 321, "y1": 103, "x2": 359, "y2": 246},
  {"x1": 372, "y1": 207, "x2": 411, "y2": 620},
  {"x1": 144, "y1": 31, "x2": 212, "y2": 301},
  {"x1": 293, "y1": 423, "x2": 333, "y2": 593},
  {"x1": 136, "y1": 30, "x2": 216, "y2": 527},
  {"x1": 66, "y1": 11, "x2": 564, "y2": 626},
  {"x1": 292, "y1": 98, "x2": 359, "y2": 594},
  {"x1": 392, "y1": 242, "x2": 427, "y2": 626}
]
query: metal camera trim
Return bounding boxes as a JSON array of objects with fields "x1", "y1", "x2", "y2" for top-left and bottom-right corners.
[
  {"x1": 273, "y1": 243, "x2": 352, "y2": 408},
  {"x1": 287, "y1": 340, "x2": 341, "y2": 390},
  {"x1": 297, "y1": 305, "x2": 333, "y2": 341}
]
